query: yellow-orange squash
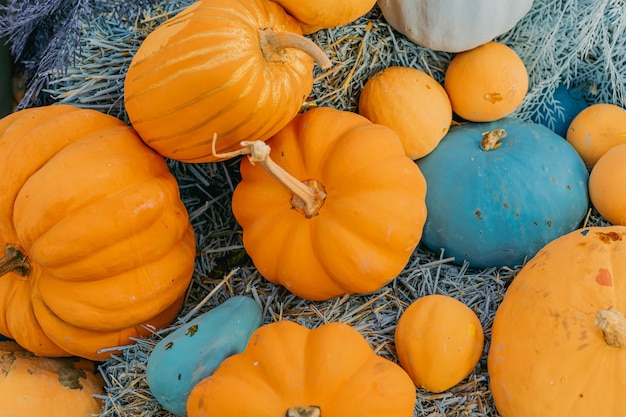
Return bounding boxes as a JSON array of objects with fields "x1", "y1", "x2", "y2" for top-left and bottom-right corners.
[
  {"x1": 589, "y1": 143, "x2": 626, "y2": 225},
  {"x1": 0, "y1": 105, "x2": 196, "y2": 361},
  {"x1": 566, "y1": 103, "x2": 626, "y2": 168},
  {"x1": 187, "y1": 320, "x2": 417, "y2": 417},
  {"x1": 270, "y1": 0, "x2": 376, "y2": 33},
  {"x1": 124, "y1": 0, "x2": 331, "y2": 163},
  {"x1": 488, "y1": 226, "x2": 626, "y2": 417},
  {"x1": 359, "y1": 66, "x2": 452, "y2": 160},
  {"x1": 0, "y1": 341, "x2": 104, "y2": 416},
  {"x1": 395, "y1": 294, "x2": 484, "y2": 392},
  {"x1": 444, "y1": 42, "x2": 528, "y2": 122},
  {"x1": 227, "y1": 106, "x2": 427, "y2": 301}
]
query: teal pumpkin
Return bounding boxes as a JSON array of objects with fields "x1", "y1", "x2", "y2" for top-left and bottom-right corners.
[
  {"x1": 416, "y1": 118, "x2": 589, "y2": 268},
  {"x1": 146, "y1": 296, "x2": 263, "y2": 415}
]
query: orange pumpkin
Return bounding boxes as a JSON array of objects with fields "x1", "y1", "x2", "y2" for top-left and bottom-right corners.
[
  {"x1": 0, "y1": 340, "x2": 104, "y2": 416},
  {"x1": 224, "y1": 106, "x2": 427, "y2": 301},
  {"x1": 488, "y1": 226, "x2": 626, "y2": 417},
  {"x1": 270, "y1": 0, "x2": 377, "y2": 33},
  {"x1": 395, "y1": 294, "x2": 484, "y2": 392},
  {"x1": 589, "y1": 143, "x2": 626, "y2": 225},
  {"x1": 444, "y1": 42, "x2": 528, "y2": 122},
  {"x1": 566, "y1": 103, "x2": 626, "y2": 168},
  {"x1": 0, "y1": 105, "x2": 196, "y2": 361},
  {"x1": 358, "y1": 65, "x2": 452, "y2": 159},
  {"x1": 187, "y1": 320, "x2": 417, "y2": 417},
  {"x1": 124, "y1": 0, "x2": 332, "y2": 163}
]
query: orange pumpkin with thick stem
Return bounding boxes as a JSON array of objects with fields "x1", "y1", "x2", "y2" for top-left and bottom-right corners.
[
  {"x1": 124, "y1": 0, "x2": 332, "y2": 164},
  {"x1": 222, "y1": 106, "x2": 427, "y2": 301},
  {"x1": 0, "y1": 105, "x2": 196, "y2": 361},
  {"x1": 270, "y1": 0, "x2": 377, "y2": 33},
  {"x1": 0, "y1": 341, "x2": 105, "y2": 416},
  {"x1": 187, "y1": 320, "x2": 416, "y2": 417},
  {"x1": 589, "y1": 143, "x2": 626, "y2": 225},
  {"x1": 444, "y1": 42, "x2": 528, "y2": 122},
  {"x1": 488, "y1": 226, "x2": 626, "y2": 417}
]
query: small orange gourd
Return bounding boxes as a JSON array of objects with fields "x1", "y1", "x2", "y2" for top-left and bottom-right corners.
[
  {"x1": 187, "y1": 320, "x2": 417, "y2": 417},
  {"x1": 488, "y1": 226, "x2": 626, "y2": 417},
  {"x1": 124, "y1": 0, "x2": 331, "y2": 163},
  {"x1": 270, "y1": 0, "x2": 377, "y2": 33},
  {"x1": 224, "y1": 106, "x2": 427, "y2": 301},
  {"x1": 566, "y1": 103, "x2": 626, "y2": 168},
  {"x1": 0, "y1": 105, "x2": 195, "y2": 360},
  {"x1": 359, "y1": 66, "x2": 452, "y2": 159},
  {"x1": 395, "y1": 294, "x2": 484, "y2": 392},
  {"x1": 0, "y1": 341, "x2": 104, "y2": 417},
  {"x1": 444, "y1": 42, "x2": 528, "y2": 122},
  {"x1": 589, "y1": 143, "x2": 626, "y2": 225}
]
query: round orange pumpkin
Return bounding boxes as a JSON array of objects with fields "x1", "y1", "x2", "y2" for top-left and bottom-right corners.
[
  {"x1": 270, "y1": 0, "x2": 377, "y2": 33},
  {"x1": 187, "y1": 320, "x2": 417, "y2": 417},
  {"x1": 444, "y1": 42, "x2": 528, "y2": 122},
  {"x1": 395, "y1": 294, "x2": 484, "y2": 392},
  {"x1": 358, "y1": 65, "x2": 452, "y2": 160},
  {"x1": 566, "y1": 103, "x2": 626, "y2": 168},
  {"x1": 124, "y1": 0, "x2": 331, "y2": 163},
  {"x1": 0, "y1": 105, "x2": 196, "y2": 361},
  {"x1": 589, "y1": 143, "x2": 626, "y2": 225},
  {"x1": 488, "y1": 226, "x2": 626, "y2": 417},
  {"x1": 226, "y1": 106, "x2": 427, "y2": 301},
  {"x1": 0, "y1": 340, "x2": 104, "y2": 416}
]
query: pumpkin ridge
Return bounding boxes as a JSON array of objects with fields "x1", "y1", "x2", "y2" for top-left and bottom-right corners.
[{"x1": 127, "y1": 55, "x2": 257, "y2": 124}]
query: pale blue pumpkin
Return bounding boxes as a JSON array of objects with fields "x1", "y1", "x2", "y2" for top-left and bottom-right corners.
[
  {"x1": 146, "y1": 295, "x2": 263, "y2": 415},
  {"x1": 416, "y1": 118, "x2": 589, "y2": 268}
]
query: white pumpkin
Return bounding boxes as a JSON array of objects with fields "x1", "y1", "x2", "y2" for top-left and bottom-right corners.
[{"x1": 377, "y1": 0, "x2": 533, "y2": 53}]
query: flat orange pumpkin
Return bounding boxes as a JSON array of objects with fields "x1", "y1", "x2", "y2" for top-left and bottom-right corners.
[
  {"x1": 0, "y1": 105, "x2": 196, "y2": 360},
  {"x1": 227, "y1": 106, "x2": 427, "y2": 301},
  {"x1": 187, "y1": 320, "x2": 417, "y2": 417}
]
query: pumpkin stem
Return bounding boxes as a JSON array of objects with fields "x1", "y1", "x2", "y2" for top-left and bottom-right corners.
[
  {"x1": 0, "y1": 244, "x2": 30, "y2": 277},
  {"x1": 258, "y1": 28, "x2": 332, "y2": 70},
  {"x1": 286, "y1": 406, "x2": 321, "y2": 417},
  {"x1": 595, "y1": 309, "x2": 626, "y2": 348},
  {"x1": 480, "y1": 129, "x2": 507, "y2": 151},
  {"x1": 212, "y1": 135, "x2": 326, "y2": 218}
]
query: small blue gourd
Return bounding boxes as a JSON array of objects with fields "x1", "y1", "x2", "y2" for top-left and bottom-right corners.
[
  {"x1": 146, "y1": 295, "x2": 263, "y2": 415},
  {"x1": 532, "y1": 84, "x2": 589, "y2": 137},
  {"x1": 416, "y1": 118, "x2": 589, "y2": 269}
]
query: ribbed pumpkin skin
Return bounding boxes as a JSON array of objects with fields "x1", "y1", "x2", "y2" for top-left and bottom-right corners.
[
  {"x1": 124, "y1": 0, "x2": 316, "y2": 163},
  {"x1": 231, "y1": 107, "x2": 427, "y2": 301},
  {"x1": 0, "y1": 341, "x2": 104, "y2": 417},
  {"x1": 187, "y1": 320, "x2": 417, "y2": 417},
  {"x1": 0, "y1": 105, "x2": 196, "y2": 360},
  {"x1": 416, "y1": 118, "x2": 589, "y2": 268},
  {"x1": 488, "y1": 226, "x2": 626, "y2": 417}
]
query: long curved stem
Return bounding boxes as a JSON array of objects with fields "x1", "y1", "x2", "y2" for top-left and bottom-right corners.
[
  {"x1": 213, "y1": 137, "x2": 326, "y2": 218},
  {"x1": 259, "y1": 28, "x2": 332, "y2": 70}
]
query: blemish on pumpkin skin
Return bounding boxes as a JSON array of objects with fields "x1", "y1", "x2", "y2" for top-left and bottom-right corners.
[
  {"x1": 595, "y1": 268, "x2": 612, "y2": 286},
  {"x1": 596, "y1": 231, "x2": 623, "y2": 243},
  {"x1": 475, "y1": 209, "x2": 483, "y2": 220},
  {"x1": 484, "y1": 92, "x2": 503, "y2": 103}
]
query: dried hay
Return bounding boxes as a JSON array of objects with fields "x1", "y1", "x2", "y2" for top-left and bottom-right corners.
[{"x1": 0, "y1": 0, "x2": 622, "y2": 416}]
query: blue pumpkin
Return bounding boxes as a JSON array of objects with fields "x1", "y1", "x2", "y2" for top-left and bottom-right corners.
[
  {"x1": 531, "y1": 84, "x2": 589, "y2": 137},
  {"x1": 146, "y1": 295, "x2": 263, "y2": 415},
  {"x1": 416, "y1": 118, "x2": 589, "y2": 268}
]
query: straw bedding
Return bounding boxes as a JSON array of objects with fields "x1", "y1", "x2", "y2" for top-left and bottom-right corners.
[{"x1": 0, "y1": 0, "x2": 622, "y2": 415}]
